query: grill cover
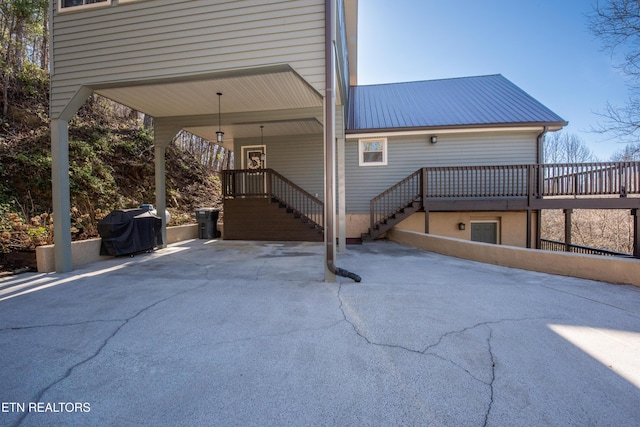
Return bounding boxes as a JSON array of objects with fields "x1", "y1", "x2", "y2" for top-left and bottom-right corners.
[{"x1": 98, "y1": 209, "x2": 162, "y2": 256}]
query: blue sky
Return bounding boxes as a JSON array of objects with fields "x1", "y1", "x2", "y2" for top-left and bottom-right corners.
[{"x1": 357, "y1": 0, "x2": 630, "y2": 160}]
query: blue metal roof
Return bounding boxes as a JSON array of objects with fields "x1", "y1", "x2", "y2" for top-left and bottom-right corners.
[{"x1": 347, "y1": 74, "x2": 567, "y2": 132}]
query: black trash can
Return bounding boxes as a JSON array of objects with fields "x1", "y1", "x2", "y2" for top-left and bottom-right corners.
[
  {"x1": 98, "y1": 209, "x2": 162, "y2": 256},
  {"x1": 195, "y1": 208, "x2": 220, "y2": 239}
]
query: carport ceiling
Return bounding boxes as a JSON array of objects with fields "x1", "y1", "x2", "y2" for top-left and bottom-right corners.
[
  {"x1": 93, "y1": 66, "x2": 324, "y2": 142},
  {"x1": 184, "y1": 118, "x2": 323, "y2": 142}
]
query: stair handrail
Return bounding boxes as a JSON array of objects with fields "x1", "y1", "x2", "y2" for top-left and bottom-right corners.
[
  {"x1": 370, "y1": 168, "x2": 423, "y2": 232},
  {"x1": 268, "y1": 169, "x2": 324, "y2": 230}
]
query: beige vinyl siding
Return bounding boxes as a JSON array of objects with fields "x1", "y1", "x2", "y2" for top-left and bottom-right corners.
[
  {"x1": 345, "y1": 131, "x2": 539, "y2": 213},
  {"x1": 51, "y1": 0, "x2": 325, "y2": 117},
  {"x1": 235, "y1": 134, "x2": 324, "y2": 199}
]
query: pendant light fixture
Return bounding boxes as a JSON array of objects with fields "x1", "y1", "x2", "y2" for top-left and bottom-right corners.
[
  {"x1": 260, "y1": 125, "x2": 265, "y2": 164},
  {"x1": 216, "y1": 92, "x2": 224, "y2": 143}
]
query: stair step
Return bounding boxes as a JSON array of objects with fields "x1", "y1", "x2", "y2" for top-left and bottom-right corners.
[
  {"x1": 361, "y1": 233, "x2": 374, "y2": 241},
  {"x1": 369, "y1": 201, "x2": 423, "y2": 240}
]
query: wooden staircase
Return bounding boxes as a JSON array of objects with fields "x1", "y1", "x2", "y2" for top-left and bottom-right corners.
[
  {"x1": 222, "y1": 168, "x2": 324, "y2": 241},
  {"x1": 364, "y1": 199, "x2": 422, "y2": 240},
  {"x1": 363, "y1": 169, "x2": 424, "y2": 240},
  {"x1": 272, "y1": 195, "x2": 324, "y2": 235}
]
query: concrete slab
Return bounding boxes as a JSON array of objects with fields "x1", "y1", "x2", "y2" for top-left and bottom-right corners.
[{"x1": 1, "y1": 239, "x2": 639, "y2": 426}]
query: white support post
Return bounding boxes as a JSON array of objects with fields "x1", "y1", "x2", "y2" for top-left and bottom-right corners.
[
  {"x1": 154, "y1": 144, "x2": 168, "y2": 248},
  {"x1": 51, "y1": 119, "x2": 72, "y2": 272},
  {"x1": 154, "y1": 121, "x2": 181, "y2": 248},
  {"x1": 49, "y1": 86, "x2": 92, "y2": 272}
]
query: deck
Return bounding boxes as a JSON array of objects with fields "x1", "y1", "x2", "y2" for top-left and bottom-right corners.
[
  {"x1": 373, "y1": 162, "x2": 640, "y2": 214},
  {"x1": 369, "y1": 162, "x2": 640, "y2": 255},
  {"x1": 222, "y1": 163, "x2": 640, "y2": 255}
]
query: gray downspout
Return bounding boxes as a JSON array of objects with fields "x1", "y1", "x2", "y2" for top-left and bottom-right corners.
[
  {"x1": 535, "y1": 126, "x2": 549, "y2": 249},
  {"x1": 325, "y1": 0, "x2": 360, "y2": 282},
  {"x1": 537, "y1": 126, "x2": 548, "y2": 165}
]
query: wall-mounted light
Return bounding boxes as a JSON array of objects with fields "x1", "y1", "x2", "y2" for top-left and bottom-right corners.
[
  {"x1": 216, "y1": 92, "x2": 224, "y2": 143},
  {"x1": 458, "y1": 222, "x2": 466, "y2": 231},
  {"x1": 430, "y1": 135, "x2": 438, "y2": 144}
]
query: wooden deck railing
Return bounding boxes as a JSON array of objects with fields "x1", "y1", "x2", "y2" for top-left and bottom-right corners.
[
  {"x1": 223, "y1": 169, "x2": 324, "y2": 230},
  {"x1": 542, "y1": 162, "x2": 640, "y2": 196},
  {"x1": 424, "y1": 164, "x2": 531, "y2": 198},
  {"x1": 422, "y1": 162, "x2": 640, "y2": 199},
  {"x1": 370, "y1": 162, "x2": 640, "y2": 236}
]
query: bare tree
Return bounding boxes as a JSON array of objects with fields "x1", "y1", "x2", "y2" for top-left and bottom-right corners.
[
  {"x1": 589, "y1": 0, "x2": 640, "y2": 149},
  {"x1": 173, "y1": 130, "x2": 232, "y2": 173},
  {"x1": 610, "y1": 141, "x2": 640, "y2": 160},
  {"x1": 544, "y1": 131, "x2": 598, "y2": 163}
]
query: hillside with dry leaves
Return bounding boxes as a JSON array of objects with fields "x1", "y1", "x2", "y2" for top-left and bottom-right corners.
[{"x1": 0, "y1": 69, "x2": 222, "y2": 272}]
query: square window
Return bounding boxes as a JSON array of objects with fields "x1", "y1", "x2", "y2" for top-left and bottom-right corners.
[
  {"x1": 359, "y1": 138, "x2": 387, "y2": 166},
  {"x1": 470, "y1": 221, "x2": 500, "y2": 244},
  {"x1": 59, "y1": 0, "x2": 110, "y2": 11}
]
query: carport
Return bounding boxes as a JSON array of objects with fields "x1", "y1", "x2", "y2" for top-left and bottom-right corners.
[
  {"x1": 51, "y1": 65, "x2": 324, "y2": 270},
  {"x1": 48, "y1": 0, "x2": 358, "y2": 281}
]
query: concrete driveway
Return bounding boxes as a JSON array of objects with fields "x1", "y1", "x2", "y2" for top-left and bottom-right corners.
[{"x1": 1, "y1": 239, "x2": 639, "y2": 426}]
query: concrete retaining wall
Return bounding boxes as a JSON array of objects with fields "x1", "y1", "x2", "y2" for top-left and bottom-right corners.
[
  {"x1": 387, "y1": 228, "x2": 640, "y2": 287},
  {"x1": 36, "y1": 224, "x2": 200, "y2": 273}
]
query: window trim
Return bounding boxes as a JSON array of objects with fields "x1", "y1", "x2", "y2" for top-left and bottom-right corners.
[
  {"x1": 470, "y1": 220, "x2": 501, "y2": 244},
  {"x1": 358, "y1": 138, "x2": 387, "y2": 167},
  {"x1": 58, "y1": 0, "x2": 112, "y2": 12}
]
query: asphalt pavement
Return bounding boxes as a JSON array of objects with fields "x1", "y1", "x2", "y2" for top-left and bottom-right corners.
[{"x1": 1, "y1": 239, "x2": 639, "y2": 426}]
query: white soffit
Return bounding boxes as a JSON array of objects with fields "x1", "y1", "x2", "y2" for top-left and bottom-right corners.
[
  {"x1": 185, "y1": 118, "x2": 322, "y2": 142},
  {"x1": 94, "y1": 69, "x2": 322, "y2": 118}
]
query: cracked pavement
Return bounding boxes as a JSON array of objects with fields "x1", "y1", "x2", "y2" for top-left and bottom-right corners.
[{"x1": 1, "y1": 239, "x2": 640, "y2": 426}]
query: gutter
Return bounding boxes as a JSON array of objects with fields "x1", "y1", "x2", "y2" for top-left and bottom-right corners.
[
  {"x1": 324, "y1": 0, "x2": 361, "y2": 283},
  {"x1": 534, "y1": 126, "x2": 549, "y2": 250},
  {"x1": 345, "y1": 121, "x2": 568, "y2": 136}
]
